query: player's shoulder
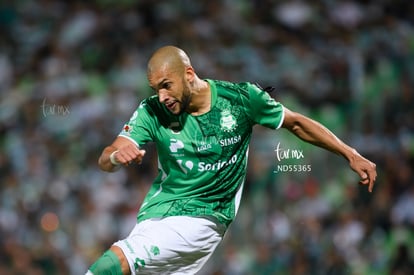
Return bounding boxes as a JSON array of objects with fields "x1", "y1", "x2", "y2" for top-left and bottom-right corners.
[
  {"x1": 140, "y1": 95, "x2": 159, "y2": 105},
  {"x1": 137, "y1": 95, "x2": 173, "y2": 126},
  {"x1": 210, "y1": 79, "x2": 260, "y2": 100},
  {"x1": 138, "y1": 95, "x2": 163, "y2": 113}
]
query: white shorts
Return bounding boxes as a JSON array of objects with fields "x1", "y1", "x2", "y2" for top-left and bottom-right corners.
[{"x1": 114, "y1": 216, "x2": 226, "y2": 274}]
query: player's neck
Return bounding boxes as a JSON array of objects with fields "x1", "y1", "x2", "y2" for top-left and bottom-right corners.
[{"x1": 187, "y1": 79, "x2": 211, "y2": 116}]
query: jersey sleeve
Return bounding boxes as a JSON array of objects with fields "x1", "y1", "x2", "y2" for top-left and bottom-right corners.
[
  {"x1": 118, "y1": 99, "x2": 155, "y2": 146},
  {"x1": 244, "y1": 83, "x2": 285, "y2": 129}
]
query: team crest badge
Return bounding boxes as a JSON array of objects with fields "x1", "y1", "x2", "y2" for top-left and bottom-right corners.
[
  {"x1": 122, "y1": 124, "x2": 132, "y2": 136},
  {"x1": 220, "y1": 110, "x2": 237, "y2": 132}
]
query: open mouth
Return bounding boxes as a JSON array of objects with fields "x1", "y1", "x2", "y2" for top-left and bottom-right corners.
[{"x1": 166, "y1": 101, "x2": 177, "y2": 110}]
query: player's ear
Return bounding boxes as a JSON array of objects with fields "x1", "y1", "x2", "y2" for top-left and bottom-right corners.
[{"x1": 185, "y1": 66, "x2": 195, "y2": 83}]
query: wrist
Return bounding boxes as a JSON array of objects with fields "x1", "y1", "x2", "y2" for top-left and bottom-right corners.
[
  {"x1": 344, "y1": 147, "x2": 359, "y2": 162},
  {"x1": 109, "y1": 150, "x2": 120, "y2": 166}
]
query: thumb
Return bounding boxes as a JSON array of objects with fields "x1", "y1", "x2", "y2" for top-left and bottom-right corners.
[
  {"x1": 359, "y1": 171, "x2": 368, "y2": 180},
  {"x1": 358, "y1": 171, "x2": 369, "y2": 185},
  {"x1": 134, "y1": 149, "x2": 146, "y2": 164}
]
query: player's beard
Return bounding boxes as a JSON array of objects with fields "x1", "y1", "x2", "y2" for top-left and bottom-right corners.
[{"x1": 177, "y1": 81, "x2": 192, "y2": 115}]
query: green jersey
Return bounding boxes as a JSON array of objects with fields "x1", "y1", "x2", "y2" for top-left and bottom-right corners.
[{"x1": 119, "y1": 79, "x2": 284, "y2": 227}]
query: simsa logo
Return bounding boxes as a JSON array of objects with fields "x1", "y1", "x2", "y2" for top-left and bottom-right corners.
[{"x1": 273, "y1": 142, "x2": 312, "y2": 173}]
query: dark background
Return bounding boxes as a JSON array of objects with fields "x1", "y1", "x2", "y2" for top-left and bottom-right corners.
[{"x1": 0, "y1": 0, "x2": 413, "y2": 274}]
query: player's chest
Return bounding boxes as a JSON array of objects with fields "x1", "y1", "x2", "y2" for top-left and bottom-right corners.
[{"x1": 156, "y1": 106, "x2": 248, "y2": 159}]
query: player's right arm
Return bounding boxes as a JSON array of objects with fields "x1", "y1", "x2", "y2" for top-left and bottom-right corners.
[
  {"x1": 98, "y1": 136, "x2": 146, "y2": 172},
  {"x1": 281, "y1": 107, "x2": 377, "y2": 192}
]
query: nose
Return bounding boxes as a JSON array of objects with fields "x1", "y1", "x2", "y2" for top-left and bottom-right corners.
[{"x1": 158, "y1": 90, "x2": 169, "y2": 103}]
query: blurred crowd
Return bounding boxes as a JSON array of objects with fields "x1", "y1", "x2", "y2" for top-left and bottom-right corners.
[{"x1": 1, "y1": 0, "x2": 414, "y2": 274}]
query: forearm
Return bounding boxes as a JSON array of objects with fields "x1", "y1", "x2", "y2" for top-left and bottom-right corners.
[
  {"x1": 284, "y1": 112, "x2": 358, "y2": 162},
  {"x1": 281, "y1": 108, "x2": 377, "y2": 192},
  {"x1": 98, "y1": 137, "x2": 146, "y2": 172},
  {"x1": 98, "y1": 146, "x2": 121, "y2": 172}
]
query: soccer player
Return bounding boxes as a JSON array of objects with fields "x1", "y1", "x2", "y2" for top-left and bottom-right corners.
[{"x1": 86, "y1": 46, "x2": 376, "y2": 274}]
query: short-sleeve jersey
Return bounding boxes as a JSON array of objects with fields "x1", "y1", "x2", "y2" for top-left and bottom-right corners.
[{"x1": 119, "y1": 79, "x2": 284, "y2": 227}]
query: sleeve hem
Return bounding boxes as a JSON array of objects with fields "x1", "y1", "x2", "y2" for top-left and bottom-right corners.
[
  {"x1": 275, "y1": 105, "x2": 285, "y2": 129},
  {"x1": 118, "y1": 134, "x2": 140, "y2": 147}
]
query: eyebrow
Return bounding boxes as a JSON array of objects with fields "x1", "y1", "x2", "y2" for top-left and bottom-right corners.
[{"x1": 150, "y1": 78, "x2": 169, "y2": 91}]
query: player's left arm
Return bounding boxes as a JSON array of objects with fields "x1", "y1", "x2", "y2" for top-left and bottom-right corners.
[{"x1": 281, "y1": 106, "x2": 377, "y2": 192}]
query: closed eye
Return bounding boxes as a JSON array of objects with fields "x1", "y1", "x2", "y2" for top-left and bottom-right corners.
[
  {"x1": 150, "y1": 79, "x2": 172, "y2": 94},
  {"x1": 161, "y1": 82, "x2": 171, "y2": 90}
]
